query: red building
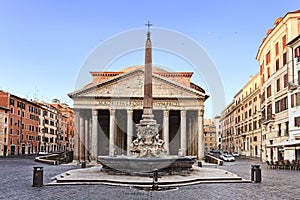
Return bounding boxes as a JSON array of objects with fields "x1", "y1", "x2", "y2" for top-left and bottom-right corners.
[{"x1": 0, "y1": 91, "x2": 41, "y2": 155}]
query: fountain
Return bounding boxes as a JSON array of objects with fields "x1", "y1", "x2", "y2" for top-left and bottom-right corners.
[{"x1": 98, "y1": 22, "x2": 196, "y2": 176}]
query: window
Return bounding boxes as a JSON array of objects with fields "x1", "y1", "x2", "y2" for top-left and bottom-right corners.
[
  {"x1": 276, "y1": 59, "x2": 280, "y2": 71},
  {"x1": 266, "y1": 51, "x2": 271, "y2": 65},
  {"x1": 10, "y1": 118, "x2": 13, "y2": 126},
  {"x1": 282, "y1": 35, "x2": 286, "y2": 50},
  {"x1": 276, "y1": 78, "x2": 280, "y2": 92},
  {"x1": 10, "y1": 99, "x2": 15, "y2": 106},
  {"x1": 295, "y1": 46, "x2": 300, "y2": 62},
  {"x1": 267, "y1": 104, "x2": 272, "y2": 119},
  {"x1": 285, "y1": 121, "x2": 289, "y2": 136},
  {"x1": 261, "y1": 91, "x2": 265, "y2": 104},
  {"x1": 295, "y1": 116, "x2": 300, "y2": 127},
  {"x1": 291, "y1": 93, "x2": 295, "y2": 107},
  {"x1": 281, "y1": 97, "x2": 288, "y2": 111},
  {"x1": 267, "y1": 67, "x2": 270, "y2": 78},
  {"x1": 267, "y1": 85, "x2": 271, "y2": 98},
  {"x1": 278, "y1": 124, "x2": 281, "y2": 137},
  {"x1": 275, "y1": 100, "x2": 280, "y2": 113},
  {"x1": 275, "y1": 42, "x2": 279, "y2": 55},
  {"x1": 297, "y1": 92, "x2": 300, "y2": 106},
  {"x1": 283, "y1": 74, "x2": 288, "y2": 88},
  {"x1": 283, "y1": 52, "x2": 287, "y2": 66},
  {"x1": 253, "y1": 136, "x2": 257, "y2": 142}
]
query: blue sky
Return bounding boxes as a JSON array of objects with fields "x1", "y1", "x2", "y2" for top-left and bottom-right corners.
[{"x1": 0, "y1": 0, "x2": 299, "y2": 118}]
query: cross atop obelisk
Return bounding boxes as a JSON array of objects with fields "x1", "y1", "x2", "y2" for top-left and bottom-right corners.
[{"x1": 145, "y1": 21, "x2": 152, "y2": 32}]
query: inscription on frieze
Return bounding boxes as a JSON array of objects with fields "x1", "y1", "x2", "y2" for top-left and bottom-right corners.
[{"x1": 96, "y1": 100, "x2": 181, "y2": 108}]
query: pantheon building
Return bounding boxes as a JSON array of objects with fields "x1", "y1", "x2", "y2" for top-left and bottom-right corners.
[{"x1": 69, "y1": 32, "x2": 209, "y2": 161}]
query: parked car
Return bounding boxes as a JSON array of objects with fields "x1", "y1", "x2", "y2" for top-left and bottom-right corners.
[
  {"x1": 222, "y1": 154, "x2": 235, "y2": 162},
  {"x1": 232, "y1": 152, "x2": 240, "y2": 157},
  {"x1": 38, "y1": 151, "x2": 48, "y2": 155},
  {"x1": 219, "y1": 153, "x2": 226, "y2": 160}
]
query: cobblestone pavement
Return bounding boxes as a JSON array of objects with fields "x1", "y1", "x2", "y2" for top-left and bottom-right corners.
[{"x1": 0, "y1": 157, "x2": 299, "y2": 200}]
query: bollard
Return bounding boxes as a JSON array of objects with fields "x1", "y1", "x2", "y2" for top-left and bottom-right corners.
[
  {"x1": 198, "y1": 161, "x2": 202, "y2": 167},
  {"x1": 150, "y1": 168, "x2": 161, "y2": 191},
  {"x1": 32, "y1": 167, "x2": 43, "y2": 187},
  {"x1": 251, "y1": 164, "x2": 262, "y2": 183},
  {"x1": 81, "y1": 161, "x2": 86, "y2": 168}
]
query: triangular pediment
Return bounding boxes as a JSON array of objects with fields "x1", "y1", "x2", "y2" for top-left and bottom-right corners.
[{"x1": 68, "y1": 69, "x2": 207, "y2": 99}]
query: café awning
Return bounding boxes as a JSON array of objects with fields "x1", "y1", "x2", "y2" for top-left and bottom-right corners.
[{"x1": 266, "y1": 140, "x2": 300, "y2": 148}]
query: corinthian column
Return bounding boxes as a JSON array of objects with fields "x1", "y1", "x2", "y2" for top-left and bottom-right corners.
[
  {"x1": 109, "y1": 109, "x2": 115, "y2": 156},
  {"x1": 127, "y1": 110, "x2": 133, "y2": 155},
  {"x1": 91, "y1": 109, "x2": 98, "y2": 160},
  {"x1": 198, "y1": 109, "x2": 204, "y2": 159},
  {"x1": 79, "y1": 113, "x2": 85, "y2": 161},
  {"x1": 163, "y1": 110, "x2": 169, "y2": 155},
  {"x1": 74, "y1": 110, "x2": 80, "y2": 161},
  {"x1": 181, "y1": 110, "x2": 187, "y2": 156}
]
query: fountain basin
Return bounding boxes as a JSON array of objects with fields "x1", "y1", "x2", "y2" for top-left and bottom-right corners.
[{"x1": 98, "y1": 155, "x2": 196, "y2": 175}]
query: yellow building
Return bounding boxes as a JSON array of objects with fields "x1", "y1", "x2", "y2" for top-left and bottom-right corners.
[
  {"x1": 256, "y1": 10, "x2": 300, "y2": 161},
  {"x1": 221, "y1": 74, "x2": 261, "y2": 158}
]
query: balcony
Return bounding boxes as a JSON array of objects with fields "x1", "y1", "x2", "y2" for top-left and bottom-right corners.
[
  {"x1": 288, "y1": 79, "x2": 300, "y2": 90},
  {"x1": 261, "y1": 114, "x2": 275, "y2": 125}
]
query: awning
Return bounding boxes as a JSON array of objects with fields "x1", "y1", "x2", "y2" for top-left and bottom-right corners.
[{"x1": 266, "y1": 140, "x2": 300, "y2": 148}]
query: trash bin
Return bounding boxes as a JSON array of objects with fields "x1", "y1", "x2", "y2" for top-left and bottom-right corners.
[
  {"x1": 251, "y1": 164, "x2": 261, "y2": 183},
  {"x1": 32, "y1": 167, "x2": 43, "y2": 187},
  {"x1": 198, "y1": 161, "x2": 202, "y2": 167}
]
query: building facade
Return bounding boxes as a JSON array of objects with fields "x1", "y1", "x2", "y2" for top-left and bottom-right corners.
[
  {"x1": 220, "y1": 73, "x2": 261, "y2": 157},
  {"x1": 285, "y1": 35, "x2": 300, "y2": 160},
  {"x1": 0, "y1": 91, "x2": 41, "y2": 155},
  {"x1": 214, "y1": 116, "x2": 221, "y2": 150},
  {"x1": 69, "y1": 66, "x2": 208, "y2": 161},
  {"x1": 234, "y1": 74, "x2": 261, "y2": 157},
  {"x1": 0, "y1": 90, "x2": 74, "y2": 156},
  {"x1": 257, "y1": 10, "x2": 300, "y2": 161},
  {"x1": 203, "y1": 119, "x2": 217, "y2": 152},
  {"x1": 220, "y1": 101, "x2": 235, "y2": 153},
  {"x1": 50, "y1": 99, "x2": 75, "y2": 152}
]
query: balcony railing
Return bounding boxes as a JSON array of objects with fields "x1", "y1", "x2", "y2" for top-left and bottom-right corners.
[
  {"x1": 261, "y1": 114, "x2": 275, "y2": 124},
  {"x1": 288, "y1": 79, "x2": 300, "y2": 90}
]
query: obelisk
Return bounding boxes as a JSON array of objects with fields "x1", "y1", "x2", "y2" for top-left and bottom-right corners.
[
  {"x1": 130, "y1": 22, "x2": 166, "y2": 158},
  {"x1": 140, "y1": 21, "x2": 156, "y2": 125}
]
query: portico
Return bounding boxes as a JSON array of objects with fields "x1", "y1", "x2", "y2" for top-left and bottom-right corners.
[{"x1": 69, "y1": 67, "x2": 208, "y2": 161}]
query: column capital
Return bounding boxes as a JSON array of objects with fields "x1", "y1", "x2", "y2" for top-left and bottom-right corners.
[
  {"x1": 181, "y1": 109, "x2": 186, "y2": 117},
  {"x1": 110, "y1": 109, "x2": 115, "y2": 116},
  {"x1": 163, "y1": 109, "x2": 169, "y2": 117},
  {"x1": 198, "y1": 109, "x2": 204, "y2": 117},
  {"x1": 127, "y1": 109, "x2": 133, "y2": 116},
  {"x1": 92, "y1": 109, "x2": 98, "y2": 116}
]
